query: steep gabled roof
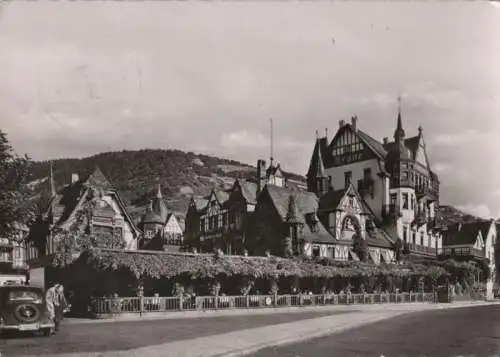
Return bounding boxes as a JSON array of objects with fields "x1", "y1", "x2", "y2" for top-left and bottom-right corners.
[
  {"x1": 317, "y1": 183, "x2": 369, "y2": 216},
  {"x1": 286, "y1": 195, "x2": 305, "y2": 224},
  {"x1": 443, "y1": 221, "x2": 488, "y2": 246},
  {"x1": 85, "y1": 166, "x2": 112, "y2": 190},
  {"x1": 265, "y1": 185, "x2": 318, "y2": 221},
  {"x1": 301, "y1": 218, "x2": 333, "y2": 244},
  {"x1": 318, "y1": 188, "x2": 346, "y2": 211},
  {"x1": 306, "y1": 137, "x2": 329, "y2": 179},
  {"x1": 232, "y1": 180, "x2": 258, "y2": 205},
  {"x1": 355, "y1": 129, "x2": 388, "y2": 160},
  {"x1": 150, "y1": 184, "x2": 169, "y2": 223},
  {"x1": 192, "y1": 197, "x2": 209, "y2": 211},
  {"x1": 383, "y1": 135, "x2": 419, "y2": 159}
]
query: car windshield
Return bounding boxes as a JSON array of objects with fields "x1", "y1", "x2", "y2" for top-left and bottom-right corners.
[{"x1": 8, "y1": 290, "x2": 43, "y2": 304}]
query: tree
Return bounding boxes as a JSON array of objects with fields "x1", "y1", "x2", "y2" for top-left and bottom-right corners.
[
  {"x1": 395, "y1": 238, "x2": 403, "y2": 262},
  {"x1": 283, "y1": 236, "x2": 293, "y2": 258},
  {"x1": 352, "y1": 234, "x2": 369, "y2": 262},
  {"x1": 0, "y1": 130, "x2": 32, "y2": 237}
]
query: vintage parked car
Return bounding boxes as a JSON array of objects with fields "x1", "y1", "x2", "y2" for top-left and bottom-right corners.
[{"x1": 0, "y1": 285, "x2": 55, "y2": 337}]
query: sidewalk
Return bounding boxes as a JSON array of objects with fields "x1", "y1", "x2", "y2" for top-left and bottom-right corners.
[
  {"x1": 29, "y1": 301, "x2": 498, "y2": 357},
  {"x1": 64, "y1": 299, "x2": 498, "y2": 325}
]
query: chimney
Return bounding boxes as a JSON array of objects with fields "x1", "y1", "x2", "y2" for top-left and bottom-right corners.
[
  {"x1": 351, "y1": 116, "x2": 358, "y2": 131},
  {"x1": 257, "y1": 159, "x2": 267, "y2": 193},
  {"x1": 383, "y1": 137, "x2": 389, "y2": 145},
  {"x1": 339, "y1": 120, "x2": 345, "y2": 128},
  {"x1": 71, "y1": 173, "x2": 79, "y2": 184}
]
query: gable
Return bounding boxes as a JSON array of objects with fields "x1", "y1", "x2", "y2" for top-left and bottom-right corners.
[
  {"x1": 164, "y1": 214, "x2": 183, "y2": 234},
  {"x1": 474, "y1": 232, "x2": 485, "y2": 250},
  {"x1": 328, "y1": 125, "x2": 383, "y2": 167},
  {"x1": 339, "y1": 185, "x2": 365, "y2": 216},
  {"x1": 414, "y1": 133, "x2": 431, "y2": 169},
  {"x1": 415, "y1": 143, "x2": 428, "y2": 168}
]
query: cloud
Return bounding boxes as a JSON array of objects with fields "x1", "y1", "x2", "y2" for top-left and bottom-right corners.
[
  {"x1": 221, "y1": 131, "x2": 268, "y2": 149},
  {"x1": 432, "y1": 162, "x2": 451, "y2": 174},
  {"x1": 430, "y1": 129, "x2": 489, "y2": 147},
  {"x1": 455, "y1": 204, "x2": 493, "y2": 219},
  {"x1": 1, "y1": 1, "x2": 500, "y2": 217}
]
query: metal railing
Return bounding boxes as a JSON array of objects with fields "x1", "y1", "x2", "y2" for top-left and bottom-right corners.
[
  {"x1": 407, "y1": 243, "x2": 437, "y2": 255},
  {"x1": 90, "y1": 292, "x2": 437, "y2": 317}
]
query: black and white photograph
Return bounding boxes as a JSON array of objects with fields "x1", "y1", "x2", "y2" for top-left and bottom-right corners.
[{"x1": 0, "y1": 1, "x2": 499, "y2": 356}]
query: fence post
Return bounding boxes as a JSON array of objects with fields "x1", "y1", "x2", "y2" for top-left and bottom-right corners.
[
  {"x1": 274, "y1": 293, "x2": 277, "y2": 307},
  {"x1": 179, "y1": 295, "x2": 183, "y2": 311},
  {"x1": 139, "y1": 296, "x2": 144, "y2": 316},
  {"x1": 246, "y1": 295, "x2": 250, "y2": 308}
]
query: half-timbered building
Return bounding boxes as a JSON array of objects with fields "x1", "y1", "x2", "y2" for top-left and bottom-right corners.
[
  {"x1": 306, "y1": 103, "x2": 443, "y2": 261},
  {"x1": 27, "y1": 166, "x2": 141, "y2": 286},
  {"x1": 139, "y1": 184, "x2": 184, "y2": 251},
  {"x1": 441, "y1": 220, "x2": 497, "y2": 299}
]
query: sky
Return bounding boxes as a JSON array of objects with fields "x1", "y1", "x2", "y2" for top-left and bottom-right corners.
[{"x1": 0, "y1": 1, "x2": 499, "y2": 218}]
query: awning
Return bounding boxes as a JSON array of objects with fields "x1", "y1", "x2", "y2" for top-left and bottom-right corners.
[
  {"x1": 369, "y1": 250, "x2": 380, "y2": 265},
  {"x1": 349, "y1": 250, "x2": 360, "y2": 261}
]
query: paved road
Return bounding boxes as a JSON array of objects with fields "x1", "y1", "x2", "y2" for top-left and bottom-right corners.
[
  {"x1": 0, "y1": 310, "x2": 349, "y2": 356},
  {"x1": 249, "y1": 305, "x2": 500, "y2": 357}
]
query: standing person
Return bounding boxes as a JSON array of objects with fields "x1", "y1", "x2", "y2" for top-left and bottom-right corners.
[
  {"x1": 55, "y1": 284, "x2": 68, "y2": 331},
  {"x1": 45, "y1": 283, "x2": 58, "y2": 334}
]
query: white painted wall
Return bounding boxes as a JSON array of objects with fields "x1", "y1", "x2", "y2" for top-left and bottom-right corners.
[{"x1": 324, "y1": 158, "x2": 384, "y2": 219}]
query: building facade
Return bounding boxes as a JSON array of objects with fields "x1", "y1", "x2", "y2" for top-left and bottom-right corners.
[
  {"x1": 139, "y1": 185, "x2": 184, "y2": 251},
  {"x1": 27, "y1": 166, "x2": 141, "y2": 286},
  {"x1": 184, "y1": 179, "x2": 258, "y2": 255},
  {"x1": 306, "y1": 106, "x2": 443, "y2": 260},
  {"x1": 441, "y1": 220, "x2": 497, "y2": 299},
  {"x1": 0, "y1": 222, "x2": 30, "y2": 286}
]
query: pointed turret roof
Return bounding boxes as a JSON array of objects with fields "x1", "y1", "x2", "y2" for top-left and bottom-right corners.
[
  {"x1": 393, "y1": 97, "x2": 406, "y2": 143},
  {"x1": 286, "y1": 195, "x2": 305, "y2": 224},
  {"x1": 151, "y1": 183, "x2": 169, "y2": 223},
  {"x1": 315, "y1": 136, "x2": 327, "y2": 178},
  {"x1": 306, "y1": 134, "x2": 328, "y2": 179},
  {"x1": 142, "y1": 199, "x2": 164, "y2": 225}
]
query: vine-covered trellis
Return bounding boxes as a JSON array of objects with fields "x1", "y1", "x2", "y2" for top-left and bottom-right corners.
[{"x1": 50, "y1": 189, "x2": 126, "y2": 267}]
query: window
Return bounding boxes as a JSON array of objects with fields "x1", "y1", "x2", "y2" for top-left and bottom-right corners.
[
  {"x1": 93, "y1": 225, "x2": 114, "y2": 241},
  {"x1": 390, "y1": 193, "x2": 397, "y2": 207},
  {"x1": 412, "y1": 232, "x2": 416, "y2": 245},
  {"x1": 420, "y1": 232, "x2": 424, "y2": 246},
  {"x1": 363, "y1": 168, "x2": 372, "y2": 181},
  {"x1": 312, "y1": 246, "x2": 320, "y2": 258},
  {"x1": 403, "y1": 226, "x2": 408, "y2": 242},
  {"x1": 344, "y1": 171, "x2": 352, "y2": 188},
  {"x1": 402, "y1": 193, "x2": 409, "y2": 209},
  {"x1": 222, "y1": 212, "x2": 228, "y2": 227},
  {"x1": 410, "y1": 194, "x2": 414, "y2": 210}
]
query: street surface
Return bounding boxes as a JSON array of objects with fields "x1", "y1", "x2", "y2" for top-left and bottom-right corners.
[
  {"x1": 0, "y1": 310, "x2": 347, "y2": 356},
  {"x1": 249, "y1": 305, "x2": 500, "y2": 357}
]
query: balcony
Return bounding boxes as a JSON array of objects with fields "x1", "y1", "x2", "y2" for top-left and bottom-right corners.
[
  {"x1": 412, "y1": 211, "x2": 427, "y2": 227},
  {"x1": 406, "y1": 243, "x2": 437, "y2": 256},
  {"x1": 415, "y1": 185, "x2": 439, "y2": 201},
  {"x1": 439, "y1": 247, "x2": 486, "y2": 260}
]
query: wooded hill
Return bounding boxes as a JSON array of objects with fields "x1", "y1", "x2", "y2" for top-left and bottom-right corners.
[
  {"x1": 27, "y1": 149, "x2": 482, "y2": 225},
  {"x1": 27, "y1": 149, "x2": 305, "y2": 219}
]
